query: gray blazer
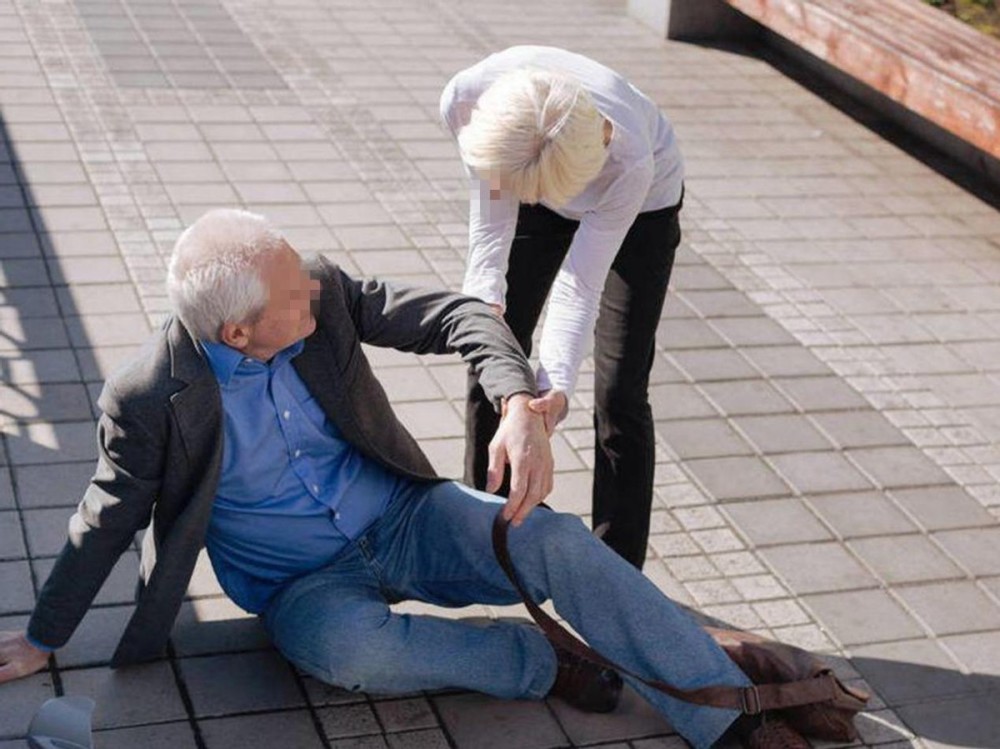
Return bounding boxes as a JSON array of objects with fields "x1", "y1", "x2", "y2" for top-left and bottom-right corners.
[{"x1": 27, "y1": 258, "x2": 536, "y2": 667}]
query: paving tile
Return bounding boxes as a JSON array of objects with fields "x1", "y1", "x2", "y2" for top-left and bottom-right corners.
[
  {"x1": 318, "y1": 703, "x2": 383, "y2": 740},
  {"x1": 76, "y1": 345, "x2": 142, "y2": 382},
  {"x1": 931, "y1": 528, "x2": 1000, "y2": 576},
  {"x1": 699, "y1": 379, "x2": 795, "y2": 416},
  {"x1": 0, "y1": 382, "x2": 93, "y2": 423},
  {"x1": 668, "y1": 349, "x2": 758, "y2": 382},
  {"x1": 730, "y1": 414, "x2": 831, "y2": 454},
  {"x1": 336, "y1": 225, "x2": 411, "y2": 251},
  {"x1": 49, "y1": 257, "x2": 128, "y2": 285},
  {"x1": 0, "y1": 468, "x2": 13, "y2": 510},
  {"x1": 93, "y1": 721, "x2": 198, "y2": 749},
  {"x1": 897, "y1": 581, "x2": 1000, "y2": 635},
  {"x1": 0, "y1": 672, "x2": 56, "y2": 739},
  {"x1": 809, "y1": 491, "x2": 918, "y2": 537},
  {"x1": 723, "y1": 498, "x2": 832, "y2": 546},
  {"x1": 33, "y1": 550, "x2": 139, "y2": 606},
  {"x1": 896, "y1": 692, "x2": 1000, "y2": 748},
  {"x1": 392, "y1": 401, "x2": 463, "y2": 439},
  {"x1": 65, "y1": 313, "x2": 151, "y2": 347},
  {"x1": 768, "y1": 451, "x2": 872, "y2": 494},
  {"x1": 385, "y1": 729, "x2": 450, "y2": 748},
  {"x1": 0, "y1": 258, "x2": 49, "y2": 287},
  {"x1": 650, "y1": 383, "x2": 718, "y2": 420},
  {"x1": 761, "y1": 542, "x2": 879, "y2": 594},
  {"x1": 353, "y1": 250, "x2": 431, "y2": 276},
  {"x1": 0, "y1": 287, "x2": 60, "y2": 317},
  {"x1": 847, "y1": 446, "x2": 953, "y2": 488},
  {"x1": 890, "y1": 487, "x2": 996, "y2": 530},
  {"x1": 0, "y1": 318, "x2": 70, "y2": 352},
  {"x1": 548, "y1": 685, "x2": 671, "y2": 745},
  {"x1": 61, "y1": 662, "x2": 187, "y2": 729},
  {"x1": 171, "y1": 596, "x2": 271, "y2": 656},
  {"x1": 22, "y1": 507, "x2": 73, "y2": 557},
  {"x1": 327, "y1": 737, "x2": 389, "y2": 749},
  {"x1": 0, "y1": 510, "x2": 26, "y2": 560},
  {"x1": 658, "y1": 418, "x2": 754, "y2": 459},
  {"x1": 434, "y1": 692, "x2": 567, "y2": 749},
  {"x1": 939, "y1": 631, "x2": 1000, "y2": 681},
  {"x1": 684, "y1": 456, "x2": 790, "y2": 501},
  {"x1": 374, "y1": 697, "x2": 439, "y2": 733},
  {"x1": 179, "y1": 651, "x2": 304, "y2": 717},
  {"x1": 40, "y1": 231, "x2": 118, "y2": 259},
  {"x1": 0, "y1": 349, "x2": 81, "y2": 384},
  {"x1": 849, "y1": 535, "x2": 964, "y2": 584},
  {"x1": 851, "y1": 638, "x2": 971, "y2": 705},
  {"x1": 803, "y1": 589, "x2": 924, "y2": 645},
  {"x1": 200, "y1": 711, "x2": 325, "y2": 749},
  {"x1": 13, "y1": 461, "x2": 93, "y2": 508},
  {"x1": 678, "y1": 290, "x2": 759, "y2": 317},
  {"x1": 55, "y1": 604, "x2": 135, "y2": 667},
  {"x1": 708, "y1": 316, "x2": 796, "y2": 346},
  {"x1": 810, "y1": 411, "x2": 909, "y2": 448},
  {"x1": 302, "y1": 675, "x2": 369, "y2": 708},
  {"x1": 772, "y1": 376, "x2": 869, "y2": 411},
  {"x1": 656, "y1": 318, "x2": 728, "y2": 349},
  {"x1": 0, "y1": 559, "x2": 35, "y2": 614}
]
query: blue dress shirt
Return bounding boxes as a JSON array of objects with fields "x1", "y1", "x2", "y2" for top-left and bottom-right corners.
[{"x1": 201, "y1": 339, "x2": 406, "y2": 613}]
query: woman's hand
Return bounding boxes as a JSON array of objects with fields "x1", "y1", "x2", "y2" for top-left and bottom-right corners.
[
  {"x1": 488, "y1": 394, "x2": 554, "y2": 526},
  {"x1": 527, "y1": 390, "x2": 569, "y2": 437}
]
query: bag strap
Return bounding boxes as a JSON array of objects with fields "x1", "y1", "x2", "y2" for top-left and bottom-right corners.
[{"x1": 491, "y1": 512, "x2": 840, "y2": 714}]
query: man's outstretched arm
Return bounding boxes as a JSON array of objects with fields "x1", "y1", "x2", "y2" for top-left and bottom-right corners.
[
  {"x1": 1, "y1": 381, "x2": 165, "y2": 683},
  {"x1": 329, "y1": 261, "x2": 553, "y2": 519}
]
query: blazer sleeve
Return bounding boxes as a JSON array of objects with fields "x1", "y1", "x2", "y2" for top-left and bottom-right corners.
[
  {"x1": 26, "y1": 380, "x2": 165, "y2": 650},
  {"x1": 329, "y1": 261, "x2": 537, "y2": 411}
]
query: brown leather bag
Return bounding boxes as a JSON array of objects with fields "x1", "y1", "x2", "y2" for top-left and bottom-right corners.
[{"x1": 491, "y1": 514, "x2": 869, "y2": 742}]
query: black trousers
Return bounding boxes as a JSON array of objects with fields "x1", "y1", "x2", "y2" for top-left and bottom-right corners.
[{"x1": 464, "y1": 196, "x2": 682, "y2": 569}]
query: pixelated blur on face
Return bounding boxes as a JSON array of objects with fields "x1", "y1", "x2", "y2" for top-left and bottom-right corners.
[
  {"x1": 249, "y1": 243, "x2": 320, "y2": 355},
  {"x1": 485, "y1": 167, "x2": 510, "y2": 201}
]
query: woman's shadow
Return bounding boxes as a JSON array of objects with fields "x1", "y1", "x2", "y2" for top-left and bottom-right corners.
[{"x1": 850, "y1": 654, "x2": 1000, "y2": 749}]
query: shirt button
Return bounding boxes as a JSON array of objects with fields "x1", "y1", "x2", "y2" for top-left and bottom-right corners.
[
  {"x1": 282, "y1": 410, "x2": 290, "y2": 420},
  {"x1": 334, "y1": 512, "x2": 341, "y2": 520},
  {"x1": 294, "y1": 449, "x2": 301, "y2": 458},
  {"x1": 312, "y1": 484, "x2": 319, "y2": 493}
]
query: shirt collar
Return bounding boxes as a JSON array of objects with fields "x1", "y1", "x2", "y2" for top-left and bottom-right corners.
[{"x1": 200, "y1": 339, "x2": 305, "y2": 387}]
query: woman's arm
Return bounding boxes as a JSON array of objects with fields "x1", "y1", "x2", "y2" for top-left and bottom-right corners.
[{"x1": 536, "y1": 161, "x2": 654, "y2": 400}]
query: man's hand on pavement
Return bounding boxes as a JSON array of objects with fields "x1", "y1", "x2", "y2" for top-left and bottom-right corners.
[
  {"x1": 0, "y1": 631, "x2": 49, "y2": 684},
  {"x1": 487, "y1": 393, "x2": 554, "y2": 526}
]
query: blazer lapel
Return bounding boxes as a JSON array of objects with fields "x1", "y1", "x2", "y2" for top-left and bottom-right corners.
[
  {"x1": 293, "y1": 327, "x2": 363, "y2": 443},
  {"x1": 165, "y1": 318, "x2": 223, "y2": 466}
]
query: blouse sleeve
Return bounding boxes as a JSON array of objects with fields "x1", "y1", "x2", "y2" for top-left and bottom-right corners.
[{"x1": 535, "y1": 159, "x2": 654, "y2": 396}]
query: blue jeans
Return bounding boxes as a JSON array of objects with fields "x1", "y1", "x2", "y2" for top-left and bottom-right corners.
[{"x1": 262, "y1": 480, "x2": 749, "y2": 749}]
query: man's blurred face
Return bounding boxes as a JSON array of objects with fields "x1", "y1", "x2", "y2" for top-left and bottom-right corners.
[{"x1": 240, "y1": 243, "x2": 320, "y2": 360}]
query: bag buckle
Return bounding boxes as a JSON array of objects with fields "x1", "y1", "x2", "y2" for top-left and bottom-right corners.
[{"x1": 740, "y1": 686, "x2": 762, "y2": 715}]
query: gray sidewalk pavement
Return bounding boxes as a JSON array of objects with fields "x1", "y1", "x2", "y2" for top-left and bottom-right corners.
[{"x1": 1, "y1": 0, "x2": 999, "y2": 747}]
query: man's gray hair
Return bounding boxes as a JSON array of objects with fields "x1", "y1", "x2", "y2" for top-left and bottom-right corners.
[{"x1": 166, "y1": 208, "x2": 287, "y2": 342}]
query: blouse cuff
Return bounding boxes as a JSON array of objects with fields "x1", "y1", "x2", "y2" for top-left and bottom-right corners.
[{"x1": 461, "y1": 272, "x2": 506, "y2": 308}]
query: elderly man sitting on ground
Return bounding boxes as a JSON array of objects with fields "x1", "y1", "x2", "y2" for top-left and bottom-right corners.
[{"x1": 0, "y1": 209, "x2": 803, "y2": 749}]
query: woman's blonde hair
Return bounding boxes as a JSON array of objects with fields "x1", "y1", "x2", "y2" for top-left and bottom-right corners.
[{"x1": 458, "y1": 69, "x2": 608, "y2": 207}]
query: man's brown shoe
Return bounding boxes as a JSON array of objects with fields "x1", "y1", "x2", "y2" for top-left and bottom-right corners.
[
  {"x1": 741, "y1": 716, "x2": 811, "y2": 749},
  {"x1": 547, "y1": 644, "x2": 623, "y2": 713}
]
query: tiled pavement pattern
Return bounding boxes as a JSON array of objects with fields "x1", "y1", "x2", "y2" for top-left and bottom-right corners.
[{"x1": 1, "y1": 0, "x2": 999, "y2": 747}]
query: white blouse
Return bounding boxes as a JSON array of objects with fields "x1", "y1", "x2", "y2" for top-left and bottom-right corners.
[{"x1": 441, "y1": 46, "x2": 684, "y2": 396}]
